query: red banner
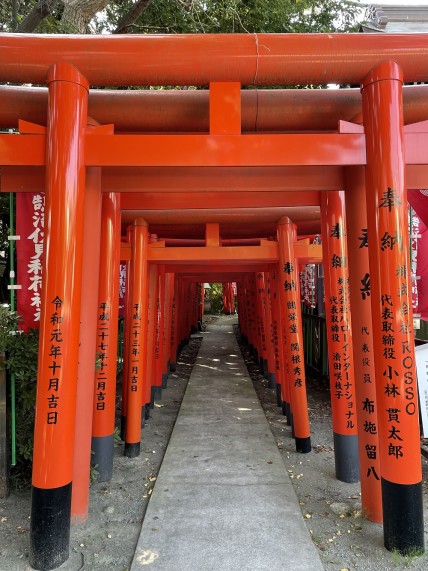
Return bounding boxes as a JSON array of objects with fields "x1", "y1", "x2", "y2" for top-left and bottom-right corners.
[
  {"x1": 416, "y1": 219, "x2": 428, "y2": 320},
  {"x1": 16, "y1": 192, "x2": 45, "y2": 331}
]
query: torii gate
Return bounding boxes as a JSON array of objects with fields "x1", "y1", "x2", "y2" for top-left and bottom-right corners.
[{"x1": 0, "y1": 32, "x2": 427, "y2": 570}]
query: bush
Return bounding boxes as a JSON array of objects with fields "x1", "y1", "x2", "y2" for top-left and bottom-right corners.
[
  {"x1": 0, "y1": 305, "x2": 39, "y2": 488},
  {"x1": 208, "y1": 283, "x2": 223, "y2": 314}
]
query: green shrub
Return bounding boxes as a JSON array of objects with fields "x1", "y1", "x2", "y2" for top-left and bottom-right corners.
[
  {"x1": 208, "y1": 283, "x2": 223, "y2": 314},
  {"x1": 6, "y1": 327, "x2": 39, "y2": 488}
]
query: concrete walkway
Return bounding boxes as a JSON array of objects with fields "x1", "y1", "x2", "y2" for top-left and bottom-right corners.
[{"x1": 131, "y1": 320, "x2": 324, "y2": 571}]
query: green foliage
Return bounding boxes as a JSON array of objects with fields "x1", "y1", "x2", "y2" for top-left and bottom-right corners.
[
  {"x1": 0, "y1": 0, "x2": 362, "y2": 36},
  {"x1": 114, "y1": 426, "x2": 122, "y2": 444},
  {"x1": 0, "y1": 305, "x2": 19, "y2": 351},
  {"x1": 6, "y1": 327, "x2": 39, "y2": 488},
  {"x1": 208, "y1": 283, "x2": 223, "y2": 314},
  {"x1": 98, "y1": 0, "x2": 361, "y2": 35}
]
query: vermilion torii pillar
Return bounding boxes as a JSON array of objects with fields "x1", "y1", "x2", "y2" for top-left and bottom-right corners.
[
  {"x1": 91, "y1": 192, "x2": 121, "y2": 482},
  {"x1": 344, "y1": 167, "x2": 382, "y2": 523},
  {"x1": 321, "y1": 191, "x2": 359, "y2": 483},
  {"x1": 277, "y1": 218, "x2": 311, "y2": 453},
  {"x1": 71, "y1": 166, "x2": 102, "y2": 523},
  {"x1": 362, "y1": 61, "x2": 424, "y2": 553},
  {"x1": 30, "y1": 63, "x2": 88, "y2": 570},
  {"x1": 269, "y1": 268, "x2": 285, "y2": 407},
  {"x1": 124, "y1": 218, "x2": 149, "y2": 458},
  {"x1": 120, "y1": 226, "x2": 132, "y2": 440}
]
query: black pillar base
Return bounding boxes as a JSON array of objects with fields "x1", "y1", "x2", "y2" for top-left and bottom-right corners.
[
  {"x1": 91, "y1": 434, "x2": 114, "y2": 483},
  {"x1": 285, "y1": 402, "x2": 292, "y2": 426},
  {"x1": 120, "y1": 415, "x2": 126, "y2": 441},
  {"x1": 333, "y1": 432, "x2": 360, "y2": 483},
  {"x1": 276, "y1": 383, "x2": 282, "y2": 407},
  {"x1": 150, "y1": 387, "x2": 155, "y2": 409},
  {"x1": 169, "y1": 362, "x2": 177, "y2": 373},
  {"x1": 153, "y1": 385, "x2": 162, "y2": 400},
  {"x1": 382, "y1": 478, "x2": 424, "y2": 554},
  {"x1": 295, "y1": 436, "x2": 311, "y2": 454},
  {"x1": 162, "y1": 373, "x2": 168, "y2": 389},
  {"x1": 267, "y1": 372, "x2": 276, "y2": 390},
  {"x1": 144, "y1": 403, "x2": 151, "y2": 420},
  {"x1": 282, "y1": 400, "x2": 287, "y2": 417},
  {"x1": 124, "y1": 442, "x2": 140, "y2": 458},
  {"x1": 30, "y1": 482, "x2": 72, "y2": 571}
]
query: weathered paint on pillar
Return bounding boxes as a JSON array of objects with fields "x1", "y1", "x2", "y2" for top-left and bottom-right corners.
[
  {"x1": 92, "y1": 192, "x2": 121, "y2": 483},
  {"x1": 277, "y1": 218, "x2": 311, "y2": 453},
  {"x1": 30, "y1": 62, "x2": 88, "y2": 571},
  {"x1": 71, "y1": 167, "x2": 102, "y2": 524},
  {"x1": 320, "y1": 191, "x2": 359, "y2": 483},
  {"x1": 362, "y1": 61, "x2": 424, "y2": 553},
  {"x1": 124, "y1": 218, "x2": 149, "y2": 458},
  {"x1": 345, "y1": 167, "x2": 382, "y2": 523}
]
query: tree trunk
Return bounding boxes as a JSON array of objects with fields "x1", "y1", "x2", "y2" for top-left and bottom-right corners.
[
  {"x1": 16, "y1": 0, "x2": 60, "y2": 33},
  {"x1": 113, "y1": 0, "x2": 153, "y2": 34},
  {"x1": 61, "y1": 0, "x2": 111, "y2": 33}
]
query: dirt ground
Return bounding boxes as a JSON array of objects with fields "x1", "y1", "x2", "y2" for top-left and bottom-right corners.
[
  {"x1": 1, "y1": 313, "x2": 428, "y2": 571},
  {"x1": 237, "y1": 321, "x2": 428, "y2": 571}
]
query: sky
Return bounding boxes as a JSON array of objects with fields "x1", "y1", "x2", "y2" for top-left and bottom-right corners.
[{"x1": 373, "y1": 1, "x2": 428, "y2": 4}]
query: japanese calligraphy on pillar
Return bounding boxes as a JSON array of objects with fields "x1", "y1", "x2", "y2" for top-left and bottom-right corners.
[
  {"x1": 378, "y1": 187, "x2": 418, "y2": 463},
  {"x1": 282, "y1": 262, "x2": 304, "y2": 390},
  {"x1": 95, "y1": 302, "x2": 110, "y2": 412},
  {"x1": 270, "y1": 271, "x2": 281, "y2": 374},
  {"x1": 256, "y1": 273, "x2": 267, "y2": 355},
  {"x1": 119, "y1": 263, "x2": 127, "y2": 317},
  {"x1": 130, "y1": 303, "x2": 142, "y2": 393},
  {"x1": 155, "y1": 293, "x2": 161, "y2": 363},
  {"x1": 354, "y1": 226, "x2": 380, "y2": 483},
  {"x1": 46, "y1": 296, "x2": 64, "y2": 425},
  {"x1": 300, "y1": 264, "x2": 316, "y2": 309},
  {"x1": 170, "y1": 293, "x2": 176, "y2": 355},
  {"x1": 16, "y1": 193, "x2": 45, "y2": 330},
  {"x1": 327, "y1": 220, "x2": 357, "y2": 434}
]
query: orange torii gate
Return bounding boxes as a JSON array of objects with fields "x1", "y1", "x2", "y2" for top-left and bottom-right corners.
[{"x1": 0, "y1": 32, "x2": 427, "y2": 570}]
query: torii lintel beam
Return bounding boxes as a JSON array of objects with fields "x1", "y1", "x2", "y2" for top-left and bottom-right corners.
[
  {"x1": 3, "y1": 166, "x2": 428, "y2": 196},
  {"x1": 3, "y1": 33, "x2": 428, "y2": 86},
  {"x1": 1, "y1": 85, "x2": 428, "y2": 132},
  {"x1": 2, "y1": 131, "x2": 428, "y2": 168},
  {"x1": 120, "y1": 242, "x2": 322, "y2": 265}
]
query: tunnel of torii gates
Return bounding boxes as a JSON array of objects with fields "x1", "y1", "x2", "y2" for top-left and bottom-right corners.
[{"x1": 2, "y1": 31, "x2": 428, "y2": 570}]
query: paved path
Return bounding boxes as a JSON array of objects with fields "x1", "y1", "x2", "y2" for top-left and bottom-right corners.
[{"x1": 131, "y1": 320, "x2": 324, "y2": 571}]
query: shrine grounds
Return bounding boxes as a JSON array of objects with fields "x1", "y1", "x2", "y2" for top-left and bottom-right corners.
[{"x1": 0, "y1": 314, "x2": 427, "y2": 571}]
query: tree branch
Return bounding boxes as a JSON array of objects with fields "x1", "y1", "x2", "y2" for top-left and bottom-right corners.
[
  {"x1": 113, "y1": 0, "x2": 154, "y2": 34},
  {"x1": 16, "y1": 0, "x2": 61, "y2": 33}
]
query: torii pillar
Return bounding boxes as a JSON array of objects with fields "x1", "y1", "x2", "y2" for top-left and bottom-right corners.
[
  {"x1": 362, "y1": 61, "x2": 424, "y2": 553},
  {"x1": 30, "y1": 63, "x2": 88, "y2": 570}
]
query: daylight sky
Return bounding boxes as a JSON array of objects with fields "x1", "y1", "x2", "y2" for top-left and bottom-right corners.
[{"x1": 374, "y1": 0, "x2": 428, "y2": 4}]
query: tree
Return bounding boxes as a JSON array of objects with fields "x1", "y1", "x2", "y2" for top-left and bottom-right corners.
[{"x1": 1, "y1": 0, "x2": 362, "y2": 35}]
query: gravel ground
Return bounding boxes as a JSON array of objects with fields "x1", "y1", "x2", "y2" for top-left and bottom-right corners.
[
  {"x1": 1, "y1": 313, "x2": 428, "y2": 571},
  {"x1": 0, "y1": 334, "x2": 203, "y2": 571},
  {"x1": 235, "y1": 323, "x2": 428, "y2": 571}
]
